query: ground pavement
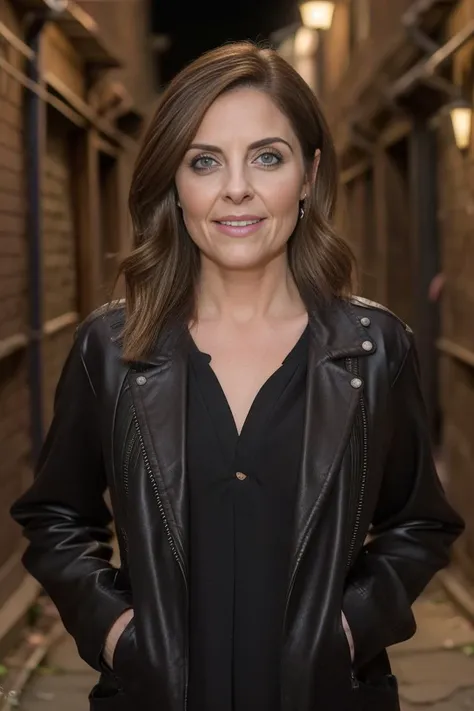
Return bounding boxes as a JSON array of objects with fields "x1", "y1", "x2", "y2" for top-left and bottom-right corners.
[{"x1": 10, "y1": 585, "x2": 474, "y2": 711}]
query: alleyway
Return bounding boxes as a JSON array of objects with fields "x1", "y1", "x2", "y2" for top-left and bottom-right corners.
[{"x1": 9, "y1": 584, "x2": 474, "y2": 711}]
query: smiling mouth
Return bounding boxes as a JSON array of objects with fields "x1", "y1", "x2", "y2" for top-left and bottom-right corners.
[
  {"x1": 212, "y1": 217, "x2": 267, "y2": 238},
  {"x1": 215, "y1": 219, "x2": 265, "y2": 226}
]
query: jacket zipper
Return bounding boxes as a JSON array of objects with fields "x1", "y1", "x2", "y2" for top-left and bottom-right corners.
[
  {"x1": 123, "y1": 430, "x2": 136, "y2": 498},
  {"x1": 120, "y1": 525, "x2": 129, "y2": 556},
  {"x1": 131, "y1": 408, "x2": 189, "y2": 709},
  {"x1": 119, "y1": 430, "x2": 136, "y2": 556},
  {"x1": 344, "y1": 357, "x2": 368, "y2": 570},
  {"x1": 345, "y1": 357, "x2": 368, "y2": 690}
]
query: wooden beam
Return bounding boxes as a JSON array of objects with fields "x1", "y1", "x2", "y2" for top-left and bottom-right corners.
[
  {"x1": 379, "y1": 119, "x2": 412, "y2": 148},
  {"x1": 340, "y1": 160, "x2": 372, "y2": 185},
  {"x1": 0, "y1": 21, "x2": 34, "y2": 60},
  {"x1": 0, "y1": 55, "x2": 85, "y2": 128},
  {"x1": 437, "y1": 338, "x2": 474, "y2": 369},
  {"x1": 44, "y1": 71, "x2": 133, "y2": 148},
  {"x1": 43, "y1": 312, "x2": 79, "y2": 336},
  {"x1": 0, "y1": 334, "x2": 28, "y2": 361}
]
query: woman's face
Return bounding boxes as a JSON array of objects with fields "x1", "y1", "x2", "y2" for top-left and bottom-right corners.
[{"x1": 175, "y1": 87, "x2": 310, "y2": 270}]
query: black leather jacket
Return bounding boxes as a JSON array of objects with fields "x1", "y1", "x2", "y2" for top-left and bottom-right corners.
[{"x1": 10, "y1": 296, "x2": 464, "y2": 711}]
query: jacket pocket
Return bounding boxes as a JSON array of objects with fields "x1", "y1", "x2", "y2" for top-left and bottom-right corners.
[
  {"x1": 342, "y1": 571, "x2": 416, "y2": 669},
  {"x1": 112, "y1": 618, "x2": 138, "y2": 693},
  {"x1": 354, "y1": 674, "x2": 400, "y2": 711},
  {"x1": 88, "y1": 683, "x2": 129, "y2": 710}
]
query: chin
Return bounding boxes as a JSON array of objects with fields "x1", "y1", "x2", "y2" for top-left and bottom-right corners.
[{"x1": 210, "y1": 245, "x2": 273, "y2": 271}]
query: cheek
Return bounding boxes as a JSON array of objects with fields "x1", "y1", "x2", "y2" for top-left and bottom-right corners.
[
  {"x1": 259, "y1": 172, "x2": 302, "y2": 220},
  {"x1": 176, "y1": 172, "x2": 218, "y2": 222}
]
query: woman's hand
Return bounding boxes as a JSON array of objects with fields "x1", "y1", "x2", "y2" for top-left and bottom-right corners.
[
  {"x1": 103, "y1": 608, "x2": 135, "y2": 669},
  {"x1": 341, "y1": 610, "x2": 355, "y2": 663}
]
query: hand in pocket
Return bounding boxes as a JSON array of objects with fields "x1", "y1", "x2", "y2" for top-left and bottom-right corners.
[
  {"x1": 104, "y1": 609, "x2": 135, "y2": 669},
  {"x1": 341, "y1": 610, "x2": 355, "y2": 663}
]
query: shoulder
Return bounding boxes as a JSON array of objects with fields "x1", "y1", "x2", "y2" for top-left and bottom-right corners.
[
  {"x1": 350, "y1": 295, "x2": 412, "y2": 335},
  {"x1": 348, "y1": 295, "x2": 415, "y2": 380},
  {"x1": 74, "y1": 299, "x2": 126, "y2": 359}
]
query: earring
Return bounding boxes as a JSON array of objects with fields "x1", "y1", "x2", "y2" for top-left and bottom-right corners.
[{"x1": 299, "y1": 194, "x2": 307, "y2": 219}]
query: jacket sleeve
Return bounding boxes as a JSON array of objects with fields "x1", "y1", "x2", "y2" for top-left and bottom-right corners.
[
  {"x1": 10, "y1": 321, "x2": 132, "y2": 671},
  {"x1": 342, "y1": 330, "x2": 464, "y2": 669}
]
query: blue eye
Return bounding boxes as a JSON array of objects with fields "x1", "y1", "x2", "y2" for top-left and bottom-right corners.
[
  {"x1": 255, "y1": 151, "x2": 282, "y2": 167},
  {"x1": 191, "y1": 155, "x2": 218, "y2": 171}
]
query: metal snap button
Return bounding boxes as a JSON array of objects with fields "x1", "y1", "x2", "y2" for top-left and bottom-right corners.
[
  {"x1": 362, "y1": 340, "x2": 373, "y2": 351},
  {"x1": 350, "y1": 378, "x2": 363, "y2": 389},
  {"x1": 360, "y1": 317, "x2": 371, "y2": 327},
  {"x1": 235, "y1": 471, "x2": 247, "y2": 481},
  {"x1": 136, "y1": 375, "x2": 147, "y2": 385}
]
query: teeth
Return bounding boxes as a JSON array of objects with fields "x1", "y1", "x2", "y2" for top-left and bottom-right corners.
[{"x1": 220, "y1": 219, "x2": 261, "y2": 226}]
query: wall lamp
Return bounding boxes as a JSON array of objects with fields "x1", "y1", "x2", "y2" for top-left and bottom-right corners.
[
  {"x1": 44, "y1": 0, "x2": 69, "y2": 10},
  {"x1": 298, "y1": 1, "x2": 335, "y2": 30},
  {"x1": 449, "y1": 101, "x2": 472, "y2": 152}
]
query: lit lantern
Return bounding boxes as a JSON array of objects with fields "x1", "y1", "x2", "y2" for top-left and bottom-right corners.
[
  {"x1": 450, "y1": 105, "x2": 472, "y2": 151},
  {"x1": 299, "y1": 1, "x2": 336, "y2": 30}
]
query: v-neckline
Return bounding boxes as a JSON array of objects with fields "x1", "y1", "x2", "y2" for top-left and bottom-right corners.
[{"x1": 188, "y1": 324, "x2": 309, "y2": 440}]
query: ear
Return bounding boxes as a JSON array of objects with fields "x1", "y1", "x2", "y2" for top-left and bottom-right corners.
[
  {"x1": 301, "y1": 149, "x2": 321, "y2": 200},
  {"x1": 312, "y1": 148, "x2": 321, "y2": 182}
]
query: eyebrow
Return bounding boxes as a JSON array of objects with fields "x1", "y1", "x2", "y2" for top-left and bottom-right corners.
[{"x1": 187, "y1": 137, "x2": 294, "y2": 154}]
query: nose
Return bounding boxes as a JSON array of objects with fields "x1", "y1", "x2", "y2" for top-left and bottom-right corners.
[{"x1": 223, "y1": 164, "x2": 254, "y2": 204}]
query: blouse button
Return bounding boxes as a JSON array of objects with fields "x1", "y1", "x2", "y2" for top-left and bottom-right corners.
[{"x1": 235, "y1": 471, "x2": 247, "y2": 481}]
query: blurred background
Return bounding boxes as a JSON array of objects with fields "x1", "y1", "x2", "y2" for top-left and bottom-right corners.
[{"x1": 0, "y1": 0, "x2": 473, "y2": 709}]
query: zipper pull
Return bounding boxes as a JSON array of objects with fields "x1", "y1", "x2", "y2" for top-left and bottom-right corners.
[{"x1": 350, "y1": 670, "x2": 359, "y2": 689}]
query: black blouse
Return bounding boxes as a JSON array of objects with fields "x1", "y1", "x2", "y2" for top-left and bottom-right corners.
[{"x1": 185, "y1": 326, "x2": 309, "y2": 711}]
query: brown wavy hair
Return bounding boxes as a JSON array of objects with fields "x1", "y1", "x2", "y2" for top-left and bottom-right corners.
[{"x1": 118, "y1": 41, "x2": 355, "y2": 360}]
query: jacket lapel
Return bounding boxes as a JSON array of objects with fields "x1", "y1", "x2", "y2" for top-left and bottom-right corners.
[
  {"x1": 128, "y1": 325, "x2": 190, "y2": 580},
  {"x1": 287, "y1": 298, "x2": 377, "y2": 586}
]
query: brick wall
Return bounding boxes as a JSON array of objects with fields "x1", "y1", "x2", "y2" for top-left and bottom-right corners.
[
  {"x1": 0, "y1": 0, "x2": 32, "y2": 606},
  {"x1": 42, "y1": 112, "x2": 78, "y2": 323},
  {"x1": 0, "y1": 0, "x2": 157, "y2": 626},
  {"x1": 0, "y1": 351, "x2": 31, "y2": 607},
  {"x1": 41, "y1": 109, "x2": 79, "y2": 425},
  {"x1": 323, "y1": 0, "x2": 474, "y2": 585},
  {"x1": 0, "y1": 3, "x2": 27, "y2": 342},
  {"x1": 437, "y1": 0, "x2": 474, "y2": 583}
]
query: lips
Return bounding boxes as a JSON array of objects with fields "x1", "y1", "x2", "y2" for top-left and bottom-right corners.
[{"x1": 213, "y1": 216, "x2": 267, "y2": 238}]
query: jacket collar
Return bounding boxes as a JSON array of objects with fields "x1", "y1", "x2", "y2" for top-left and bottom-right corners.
[
  {"x1": 129, "y1": 296, "x2": 377, "y2": 371},
  {"x1": 307, "y1": 296, "x2": 376, "y2": 365}
]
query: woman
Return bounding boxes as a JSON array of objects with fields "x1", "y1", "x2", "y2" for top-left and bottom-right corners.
[{"x1": 11, "y1": 42, "x2": 463, "y2": 711}]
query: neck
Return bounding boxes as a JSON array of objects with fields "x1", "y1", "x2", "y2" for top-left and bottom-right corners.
[{"x1": 194, "y1": 252, "x2": 306, "y2": 325}]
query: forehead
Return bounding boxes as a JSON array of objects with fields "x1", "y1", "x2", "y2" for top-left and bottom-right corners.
[{"x1": 193, "y1": 87, "x2": 297, "y2": 144}]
